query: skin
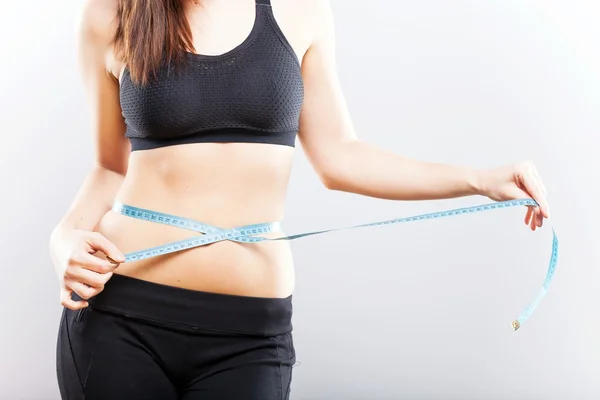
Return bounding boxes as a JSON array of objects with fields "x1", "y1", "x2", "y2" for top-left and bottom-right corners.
[{"x1": 50, "y1": 0, "x2": 550, "y2": 311}]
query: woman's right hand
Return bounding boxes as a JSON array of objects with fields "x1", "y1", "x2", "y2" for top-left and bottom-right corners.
[{"x1": 49, "y1": 228, "x2": 125, "y2": 310}]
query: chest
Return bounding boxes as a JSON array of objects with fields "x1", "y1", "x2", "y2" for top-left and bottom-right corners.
[{"x1": 119, "y1": 51, "x2": 304, "y2": 136}]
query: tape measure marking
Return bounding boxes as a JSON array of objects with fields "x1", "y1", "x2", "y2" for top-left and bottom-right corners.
[{"x1": 111, "y1": 199, "x2": 558, "y2": 330}]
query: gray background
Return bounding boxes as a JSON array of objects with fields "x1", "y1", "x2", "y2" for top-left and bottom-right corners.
[{"x1": 1, "y1": 0, "x2": 599, "y2": 399}]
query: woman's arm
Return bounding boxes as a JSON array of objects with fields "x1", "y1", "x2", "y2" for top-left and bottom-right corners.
[
  {"x1": 298, "y1": 0, "x2": 549, "y2": 227},
  {"x1": 50, "y1": 0, "x2": 128, "y2": 310}
]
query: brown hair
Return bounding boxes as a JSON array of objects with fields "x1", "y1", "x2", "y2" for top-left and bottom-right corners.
[{"x1": 112, "y1": 0, "x2": 197, "y2": 86}]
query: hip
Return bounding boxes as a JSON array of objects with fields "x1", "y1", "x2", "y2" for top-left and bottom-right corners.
[{"x1": 57, "y1": 274, "x2": 295, "y2": 399}]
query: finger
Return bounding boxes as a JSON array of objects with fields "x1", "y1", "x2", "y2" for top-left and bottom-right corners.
[
  {"x1": 520, "y1": 171, "x2": 549, "y2": 219},
  {"x1": 72, "y1": 252, "x2": 119, "y2": 274},
  {"x1": 535, "y1": 175, "x2": 550, "y2": 217},
  {"x1": 524, "y1": 206, "x2": 534, "y2": 226},
  {"x1": 531, "y1": 167, "x2": 548, "y2": 196},
  {"x1": 524, "y1": 204, "x2": 537, "y2": 231},
  {"x1": 530, "y1": 207, "x2": 543, "y2": 229},
  {"x1": 67, "y1": 280, "x2": 103, "y2": 300},
  {"x1": 536, "y1": 176, "x2": 547, "y2": 197},
  {"x1": 525, "y1": 175, "x2": 547, "y2": 216},
  {"x1": 66, "y1": 267, "x2": 113, "y2": 288},
  {"x1": 86, "y1": 233, "x2": 126, "y2": 263},
  {"x1": 60, "y1": 287, "x2": 88, "y2": 310},
  {"x1": 532, "y1": 203, "x2": 544, "y2": 230}
]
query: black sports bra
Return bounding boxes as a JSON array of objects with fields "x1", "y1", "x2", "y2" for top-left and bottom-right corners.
[{"x1": 119, "y1": 0, "x2": 304, "y2": 151}]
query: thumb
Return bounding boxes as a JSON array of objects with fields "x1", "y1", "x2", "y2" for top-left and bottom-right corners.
[
  {"x1": 504, "y1": 185, "x2": 541, "y2": 214},
  {"x1": 60, "y1": 286, "x2": 88, "y2": 310},
  {"x1": 86, "y1": 232, "x2": 126, "y2": 264},
  {"x1": 506, "y1": 185, "x2": 533, "y2": 202}
]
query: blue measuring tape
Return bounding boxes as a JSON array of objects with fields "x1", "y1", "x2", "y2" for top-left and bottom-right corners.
[{"x1": 110, "y1": 198, "x2": 558, "y2": 331}]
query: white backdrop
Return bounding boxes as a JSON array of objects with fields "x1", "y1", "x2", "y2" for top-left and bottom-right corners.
[{"x1": 1, "y1": 1, "x2": 599, "y2": 399}]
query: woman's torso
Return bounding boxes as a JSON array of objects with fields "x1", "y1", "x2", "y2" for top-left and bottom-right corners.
[{"x1": 94, "y1": 0, "x2": 312, "y2": 298}]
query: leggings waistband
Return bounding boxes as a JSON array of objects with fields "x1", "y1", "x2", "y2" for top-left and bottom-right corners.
[{"x1": 87, "y1": 274, "x2": 293, "y2": 336}]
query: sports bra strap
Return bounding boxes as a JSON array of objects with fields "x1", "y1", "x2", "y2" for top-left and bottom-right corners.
[{"x1": 255, "y1": 0, "x2": 271, "y2": 5}]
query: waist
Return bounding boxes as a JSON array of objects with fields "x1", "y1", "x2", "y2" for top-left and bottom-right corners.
[
  {"x1": 95, "y1": 212, "x2": 295, "y2": 296},
  {"x1": 95, "y1": 188, "x2": 295, "y2": 296}
]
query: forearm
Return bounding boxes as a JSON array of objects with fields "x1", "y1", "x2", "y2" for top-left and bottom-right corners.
[
  {"x1": 53, "y1": 165, "x2": 125, "y2": 234},
  {"x1": 49, "y1": 164, "x2": 127, "y2": 308},
  {"x1": 322, "y1": 140, "x2": 483, "y2": 201}
]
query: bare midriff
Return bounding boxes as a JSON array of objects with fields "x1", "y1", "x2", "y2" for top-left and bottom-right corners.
[{"x1": 94, "y1": 142, "x2": 296, "y2": 298}]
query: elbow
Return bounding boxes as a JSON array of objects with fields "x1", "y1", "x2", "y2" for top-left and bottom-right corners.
[
  {"x1": 95, "y1": 163, "x2": 127, "y2": 178},
  {"x1": 321, "y1": 174, "x2": 338, "y2": 190},
  {"x1": 311, "y1": 139, "x2": 358, "y2": 191},
  {"x1": 319, "y1": 167, "x2": 346, "y2": 191},
  {"x1": 96, "y1": 139, "x2": 131, "y2": 177},
  {"x1": 314, "y1": 152, "x2": 354, "y2": 192},
  {"x1": 96, "y1": 154, "x2": 128, "y2": 177}
]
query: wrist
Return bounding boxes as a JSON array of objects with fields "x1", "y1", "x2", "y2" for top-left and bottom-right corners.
[
  {"x1": 50, "y1": 222, "x2": 79, "y2": 242},
  {"x1": 50, "y1": 224, "x2": 67, "y2": 245},
  {"x1": 467, "y1": 168, "x2": 487, "y2": 196}
]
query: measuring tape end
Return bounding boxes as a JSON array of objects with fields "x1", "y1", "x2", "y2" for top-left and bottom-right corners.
[{"x1": 511, "y1": 320, "x2": 520, "y2": 331}]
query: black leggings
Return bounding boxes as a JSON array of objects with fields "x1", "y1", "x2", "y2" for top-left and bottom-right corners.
[{"x1": 56, "y1": 274, "x2": 296, "y2": 400}]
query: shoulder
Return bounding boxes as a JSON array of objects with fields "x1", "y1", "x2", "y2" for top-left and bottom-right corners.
[
  {"x1": 274, "y1": 0, "x2": 333, "y2": 50},
  {"x1": 295, "y1": 0, "x2": 334, "y2": 44},
  {"x1": 78, "y1": 0, "x2": 119, "y2": 46},
  {"x1": 290, "y1": 0, "x2": 332, "y2": 27},
  {"x1": 287, "y1": 0, "x2": 331, "y2": 15}
]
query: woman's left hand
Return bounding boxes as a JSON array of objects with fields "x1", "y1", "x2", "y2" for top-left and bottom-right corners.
[{"x1": 477, "y1": 161, "x2": 550, "y2": 231}]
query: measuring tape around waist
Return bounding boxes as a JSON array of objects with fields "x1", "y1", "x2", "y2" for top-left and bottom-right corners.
[{"x1": 109, "y1": 198, "x2": 558, "y2": 331}]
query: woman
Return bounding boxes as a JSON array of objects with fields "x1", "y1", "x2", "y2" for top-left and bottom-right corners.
[{"x1": 50, "y1": 0, "x2": 550, "y2": 399}]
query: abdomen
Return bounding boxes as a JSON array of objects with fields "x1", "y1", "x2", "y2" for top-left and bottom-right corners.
[{"x1": 94, "y1": 142, "x2": 296, "y2": 297}]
